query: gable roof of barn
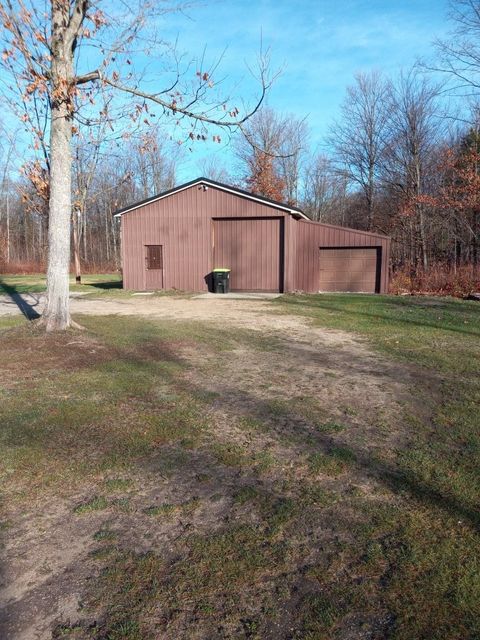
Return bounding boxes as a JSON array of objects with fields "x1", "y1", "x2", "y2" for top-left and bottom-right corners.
[{"x1": 113, "y1": 177, "x2": 309, "y2": 219}]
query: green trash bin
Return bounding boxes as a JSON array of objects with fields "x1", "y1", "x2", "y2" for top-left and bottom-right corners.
[{"x1": 212, "y1": 268, "x2": 231, "y2": 293}]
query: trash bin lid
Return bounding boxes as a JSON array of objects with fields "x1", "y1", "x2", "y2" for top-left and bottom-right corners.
[{"x1": 213, "y1": 268, "x2": 231, "y2": 272}]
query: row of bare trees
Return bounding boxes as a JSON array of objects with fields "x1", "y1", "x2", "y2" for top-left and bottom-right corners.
[
  {"x1": 1, "y1": 65, "x2": 479, "y2": 280},
  {"x1": 0, "y1": 130, "x2": 180, "y2": 271},
  {"x1": 229, "y1": 66, "x2": 480, "y2": 276},
  {"x1": 317, "y1": 68, "x2": 478, "y2": 273}
]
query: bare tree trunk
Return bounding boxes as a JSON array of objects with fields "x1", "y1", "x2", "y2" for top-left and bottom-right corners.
[
  {"x1": 105, "y1": 206, "x2": 111, "y2": 262},
  {"x1": 43, "y1": 107, "x2": 72, "y2": 329},
  {"x1": 367, "y1": 168, "x2": 374, "y2": 231},
  {"x1": 72, "y1": 210, "x2": 81, "y2": 283},
  {"x1": 41, "y1": 2, "x2": 76, "y2": 331},
  {"x1": 6, "y1": 189, "x2": 10, "y2": 264},
  {"x1": 419, "y1": 209, "x2": 428, "y2": 271},
  {"x1": 112, "y1": 208, "x2": 119, "y2": 269},
  {"x1": 82, "y1": 210, "x2": 88, "y2": 261}
]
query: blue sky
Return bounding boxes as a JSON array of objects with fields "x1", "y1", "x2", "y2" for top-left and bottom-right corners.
[
  {"x1": 155, "y1": 0, "x2": 452, "y2": 180},
  {"x1": 1, "y1": 0, "x2": 453, "y2": 182}
]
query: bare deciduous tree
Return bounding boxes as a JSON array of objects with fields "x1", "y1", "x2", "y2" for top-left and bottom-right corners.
[
  {"x1": 0, "y1": 127, "x2": 19, "y2": 264},
  {"x1": 382, "y1": 69, "x2": 444, "y2": 270},
  {"x1": 302, "y1": 153, "x2": 348, "y2": 222},
  {"x1": 434, "y1": 0, "x2": 480, "y2": 95},
  {"x1": 327, "y1": 71, "x2": 389, "y2": 230},
  {"x1": 196, "y1": 154, "x2": 232, "y2": 183},
  {"x1": 235, "y1": 107, "x2": 308, "y2": 204},
  {"x1": 0, "y1": 0, "x2": 273, "y2": 330}
]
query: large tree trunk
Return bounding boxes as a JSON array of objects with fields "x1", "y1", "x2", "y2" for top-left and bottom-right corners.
[
  {"x1": 41, "y1": 1, "x2": 77, "y2": 331},
  {"x1": 43, "y1": 108, "x2": 72, "y2": 329}
]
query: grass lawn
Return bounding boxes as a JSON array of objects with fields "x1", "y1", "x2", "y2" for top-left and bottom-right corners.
[
  {"x1": 0, "y1": 293, "x2": 479, "y2": 639},
  {"x1": 0, "y1": 272, "x2": 123, "y2": 295}
]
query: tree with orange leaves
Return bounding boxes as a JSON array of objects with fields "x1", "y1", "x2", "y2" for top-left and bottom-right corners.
[
  {"x1": 245, "y1": 151, "x2": 286, "y2": 202},
  {"x1": 432, "y1": 136, "x2": 480, "y2": 268}
]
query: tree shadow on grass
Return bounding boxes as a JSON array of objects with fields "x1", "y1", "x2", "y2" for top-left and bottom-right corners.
[
  {"x1": 86, "y1": 280, "x2": 123, "y2": 290},
  {"x1": 1, "y1": 318, "x2": 479, "y2": 639},
  {"x1": 0, "y1": 279, "x2": 41, "y2": 320},
  {"x1": 88, "y1": 321, "x2": 480, "y2": 533},
  {"x1": 99, "y1": 324, "x2": 478, "y2": 535},
  {"x1": 2, "y1": 313, "x2": 477, "y2": 534},
  {"x1": 181, "y1": 374, "x2": 480, "y2": 533}
]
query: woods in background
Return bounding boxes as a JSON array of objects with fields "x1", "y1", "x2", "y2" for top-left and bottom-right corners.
[
  {"x1": 232, "y1": 66, "x2": 479, "y2": 296},
  {"x1": 0, "y1": 131, "x2": 179, "y2": 272}
]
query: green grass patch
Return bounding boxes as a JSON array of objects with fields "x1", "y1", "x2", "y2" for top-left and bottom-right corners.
[
  {"x1": 234, "y1": 485, "x2": 260, "y2": 505},
  {"x1": 144, "y1": 503, "x2": 178, "y2": 518},
  {"x1": 0, "y1": 519, "x2": 12, "y2": 531},
  {"x1": 73, "y1": 495, "x2": 109, "y2": 514},
  {"x1": 308, "y1": 446, "x2": 356, "y2": 477},
  {"x1": 88, "y1": 551, "x2": 164, "y2": 639},
  {"x1": 212, "y1": 442, "x2": 276, "y2": 472},
  {"x1": 297, "y1": 481, "x2": 337, "y2": 508},
  {"x1": 317, "y1": 421, "x2": 347, "y2": 433},
  {"x1": 104, "y1": 478, "x2": 134, "y2": 492},
  {"x1": 237, "y1": 415, "x2": 271, "y2": 434},
  {"x1": 93, "y1": 528, "x2": 117, "y2": 542},
  {"x1": 83, "y1": 485, "x2": 300, "y2": 636},
  {"x1": 144, "y1": 497, "x2": 200, "y2": 518},
  {"x1": 168, "y1": 524, "x2": 289, "y2": 607},
  {"x1": 0, "y1": 316, "x2": 25, "y2": 332},
  {"x1": 300, "y1": 593, "x2": 340, "y2": 638},
  {"x1": 275, "y1": 293, "x2": 479, "y2": 372},
  {"x1": 212, "y1": 442, "x2": 248, "y2": 467},
  {"x1": 0, "y1": 317, "x2": 216, "y2": 496},
  {"x1": 0, "y1": 273, "x2": 122, "y2": 295}
]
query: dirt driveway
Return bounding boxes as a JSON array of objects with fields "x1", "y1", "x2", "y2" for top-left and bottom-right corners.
[{"x1": 0, "y1": 292, "x2": 289, "y2": 329}]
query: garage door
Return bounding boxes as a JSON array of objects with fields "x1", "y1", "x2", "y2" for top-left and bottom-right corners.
[
  {"x1": 318, "y1": 248, "x2": 378, "y2": 292},
  {"x1": 213, "y1": 218, "x2": 282, "y2": 292}
]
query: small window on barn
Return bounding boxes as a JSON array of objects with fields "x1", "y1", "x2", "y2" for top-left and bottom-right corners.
[{"x1": 146, "y1": 245, "x2": 163, "y2": 269}]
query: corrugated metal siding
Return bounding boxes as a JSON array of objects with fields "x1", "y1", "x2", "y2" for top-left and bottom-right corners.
[
  {"x1": 121, "y1": 184, "x2": 289, "y2": 291},
  {"x1": 213, "y1": 218, "x2": 282, "y2": 291},
  {"x1": 284, "y1": 215, "x2": 297, "y2": 292},
  {"x1": 294, "y1": 220, "x2": 390, "y2": 293}
]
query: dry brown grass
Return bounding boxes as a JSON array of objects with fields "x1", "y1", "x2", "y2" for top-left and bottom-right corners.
[{"x1": 390, "y1": 262, "x2": 480, "y2": 297}]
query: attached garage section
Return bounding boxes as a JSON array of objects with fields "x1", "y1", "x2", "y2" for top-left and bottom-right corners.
[
  {"x1": 318, "y1": 247, "x2": 380, "y2": 293},
  {"x1": 213, "y1": 218, "x2": 283, "y2": 292},
  {"x1": 295, "y1": 219, "x2": 390, "y2": 294}
]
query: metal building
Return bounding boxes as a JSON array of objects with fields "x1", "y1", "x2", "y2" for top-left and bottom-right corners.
[{"x1": 114, "y1": 178, "x2": 390, "y2": 294}]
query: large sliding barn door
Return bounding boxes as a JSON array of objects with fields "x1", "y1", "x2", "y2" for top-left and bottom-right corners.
[{"x1": 213, "y1": 218, "x2": 282, "y2": 292}]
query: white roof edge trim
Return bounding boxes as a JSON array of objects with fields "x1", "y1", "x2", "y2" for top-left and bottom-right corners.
[{"x1": 113, "y1": 179, "x2": 309, "y2": 219}]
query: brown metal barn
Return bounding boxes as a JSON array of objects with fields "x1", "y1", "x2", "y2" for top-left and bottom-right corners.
[{"x1": 114, "y1": 178, "x2": 390, "y2": 293}]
